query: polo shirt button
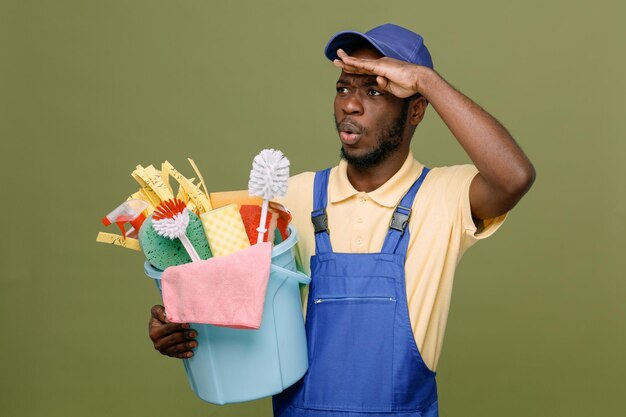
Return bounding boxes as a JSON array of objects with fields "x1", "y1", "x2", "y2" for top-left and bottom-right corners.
[
  {"x1": 358, "y1": 197, "x2": 366, "y2": 204},
  {"x1": 356, "y1": 238, "x2": 362, "y2": 245},
  {"x1": 356, "y1": 217, "x2": 363, "y2": 223}
]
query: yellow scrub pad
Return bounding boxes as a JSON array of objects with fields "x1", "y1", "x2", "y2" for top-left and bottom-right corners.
[{"x1": 200, "y1": 204, "x2": 250, "y2": 257}]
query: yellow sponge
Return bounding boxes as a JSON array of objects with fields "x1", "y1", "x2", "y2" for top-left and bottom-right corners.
[{"x1": 200, "y1": 204, "x2": 250, "y2": 257}]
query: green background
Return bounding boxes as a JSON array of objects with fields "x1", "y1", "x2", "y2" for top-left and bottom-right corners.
[{"x1": 2, "y1": 1, "x2": 625, "y2": 416}]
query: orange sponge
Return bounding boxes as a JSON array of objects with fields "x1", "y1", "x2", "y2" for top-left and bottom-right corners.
[{"x1": 210, "y1": 190, "x2": 262, "y2": 209}]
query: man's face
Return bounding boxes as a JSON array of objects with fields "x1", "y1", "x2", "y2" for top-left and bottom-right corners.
[{"x1": 334, "y1": 48, "x2": 409, "y2": 169}]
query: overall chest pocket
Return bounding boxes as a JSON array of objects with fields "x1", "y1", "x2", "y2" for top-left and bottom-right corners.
[{"x1": 305, "y1": 293, "x2": 398, "y2": 411}]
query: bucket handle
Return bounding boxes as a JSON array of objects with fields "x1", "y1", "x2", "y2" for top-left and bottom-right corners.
[{"x1": 270, "y1": 264, "x2": 311, "y2": 285}]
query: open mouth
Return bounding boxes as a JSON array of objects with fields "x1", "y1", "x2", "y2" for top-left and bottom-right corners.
[{"x1": 338, "y1": 121, "x2": 363, "y2": 145}]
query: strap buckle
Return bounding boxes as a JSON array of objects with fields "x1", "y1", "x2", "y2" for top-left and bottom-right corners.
[
  {"x1": 311, "y1": 209, "x2": 329, "y2": 234},
  {"x1": 390, "y1": 205, "x2": 412, "y2": 233}
]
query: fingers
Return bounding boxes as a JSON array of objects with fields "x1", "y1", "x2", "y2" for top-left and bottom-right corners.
[
  {"x1": 150, "y1": 305, "x2": 169, "y2": 324},
  {"x1": 376, "y1": 75, "x2": 390, "y2": 91},
  {"x1": 333, "y1": 59, "x2": 368, "y2": 75},
  {"x1": 150, "y1": 319, "x2": 189, "y2": 340},
  {"x1": 154, "y1": 329, "x2": 198, "y2": 359},
  {"x1": 334, "y1": 49, "x2": 379, "y2": 75},
  {"x1": 333, "y1": 56, "x2": 394, "y2": 95},
  {"x1": 149, "y1": 305, "x2": 189, "y2": 336},
  {"x1": 333, "y1": 58, "x2": 353, "y2": 72},
  {"x1": 149, "y1": 304, "x2": 196, "y2": 358},
  {"x1": 337, "y1": 48, "x2": 358, "y2": 64}
]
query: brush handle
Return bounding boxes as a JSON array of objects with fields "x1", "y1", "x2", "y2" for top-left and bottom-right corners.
[
  {"x1": 179, "y1": 234, "x2": 201, "y2": 262},
  {"x1": 256, "y1": 199, "x2": 269, "y2": 244}
]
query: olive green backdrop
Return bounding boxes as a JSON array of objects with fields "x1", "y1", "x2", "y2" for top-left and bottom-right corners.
[{"x1": 1, "y1": 1, "x2": 624, "y2": 416}]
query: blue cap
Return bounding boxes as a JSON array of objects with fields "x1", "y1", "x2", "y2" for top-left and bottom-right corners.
[{"x1": 324, "y1": 23, "x2": 434, "y2": 69}]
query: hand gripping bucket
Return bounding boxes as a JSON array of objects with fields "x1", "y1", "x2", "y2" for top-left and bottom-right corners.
[{"x1": 144, "y1": 226, "x2": 310, "y2": 404}]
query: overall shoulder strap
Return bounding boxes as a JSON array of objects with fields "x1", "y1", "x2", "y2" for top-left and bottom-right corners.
[
  {"x1": 311, "y1": 168, "x2": 333, "y2": 254},
  {"x1": 381, "y1": 167, "x2": 430, "y2": 255}
]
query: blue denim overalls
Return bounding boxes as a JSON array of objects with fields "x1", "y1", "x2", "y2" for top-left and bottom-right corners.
[{"x1": 273, "y1": 166, "x2": 438, "y2": 417}]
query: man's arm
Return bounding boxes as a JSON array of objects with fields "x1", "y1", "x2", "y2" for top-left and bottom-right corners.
[{"x1": 334, "y1": 49, "x2": 535, "y2": 219}]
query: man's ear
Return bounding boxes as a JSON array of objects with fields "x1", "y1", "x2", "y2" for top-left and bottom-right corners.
[{"x1": 409, "y1": 96, "x2": 428, "y2": 126}]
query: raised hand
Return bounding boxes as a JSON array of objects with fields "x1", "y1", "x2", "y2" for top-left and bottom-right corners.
[
  {"x1": 332, "y1": 47, "x2": 534, "y2": 219},
  {"x1": 333, "y1": 48, "x2": 427, "y2": 99}
]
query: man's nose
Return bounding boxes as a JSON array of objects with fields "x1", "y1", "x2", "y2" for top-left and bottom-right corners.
[{"x1": 341, "y1": 94, "x2": 364, "y2": 115}]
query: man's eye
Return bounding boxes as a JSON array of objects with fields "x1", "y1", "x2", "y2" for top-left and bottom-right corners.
[
  {"x1": 336, "y1": 87, "x2": 348, "y2": 94},
  {"x1": 368, "y1": 89, "x2": 382, "y2": 96}
]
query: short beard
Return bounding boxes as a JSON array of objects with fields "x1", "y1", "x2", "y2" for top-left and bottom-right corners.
[
  {"x1": 340, "y1": 133, "x2": 402, "y2": 169},
  {"x1": 338, "y1": 101, "x2": 410, "y2": 169}
]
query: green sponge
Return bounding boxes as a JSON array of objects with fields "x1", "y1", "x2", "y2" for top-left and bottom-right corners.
[{"x1": 138, "y1": 212, "x2": 212, "y2": 270}]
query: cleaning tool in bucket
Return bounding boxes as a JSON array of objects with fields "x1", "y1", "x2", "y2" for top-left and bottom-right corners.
[
  {"x1": 240, "y1": 205, "x2": 276, "y2": 244},
  {"x1": 199, "y1": 204, "x2": 250, "y2": 257},
  {"x1": 96, "y1": 160, "x2": 213, "y2": 253},
  {"x1": 151, "y1": 198, "x2": 201, "y2": 262},
  {"x1": 248, "y1": 149, "x2": 289, "y2": 244},
  {"x1": 101, "y1": 199, "x2": 149, "y2": 239},
  {"x1": 138, "y1": 212, "x2": 211, "y2": 270},
  {"x1": 144, "y1": 225, "x2": 310, "y2": 405}
]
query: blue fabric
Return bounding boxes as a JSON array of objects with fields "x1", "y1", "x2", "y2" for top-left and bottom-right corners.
[{"x1": 274, "y1": 167, "x2": 437, "y2": 417}]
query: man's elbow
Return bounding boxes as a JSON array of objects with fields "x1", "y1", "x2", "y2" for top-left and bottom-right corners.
[{"x1": 505, "y1": 162, "x2": 536, "y2": 199}]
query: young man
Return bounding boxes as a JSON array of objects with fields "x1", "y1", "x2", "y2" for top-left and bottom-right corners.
[{"x1": 149, "y1": 24, "x2": 535, "y2": 416}]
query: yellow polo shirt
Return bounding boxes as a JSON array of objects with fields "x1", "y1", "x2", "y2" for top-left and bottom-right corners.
[{"x1": 279, "y1": 152, "x2": 506, "y2": 371}]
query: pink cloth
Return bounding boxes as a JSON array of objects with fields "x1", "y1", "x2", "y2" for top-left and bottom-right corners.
[{"x1": 162, "y1": 242, "x2": 272, "y2": 329}]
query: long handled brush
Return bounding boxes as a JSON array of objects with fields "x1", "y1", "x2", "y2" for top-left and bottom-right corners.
[{"x1": 248, "y1": 149, "x2": 290, "y2": 244}]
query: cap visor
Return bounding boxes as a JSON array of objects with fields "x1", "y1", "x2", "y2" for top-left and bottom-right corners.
[{"x1": 324, "y1": 31, "x2": 387, "y2": 61}]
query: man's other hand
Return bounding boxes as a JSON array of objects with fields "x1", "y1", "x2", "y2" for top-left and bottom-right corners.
[{"x1": 148, "y1": 305, "x2": 197, "y2": 359}]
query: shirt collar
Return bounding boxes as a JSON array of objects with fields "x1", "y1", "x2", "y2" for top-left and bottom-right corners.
[{"x1": 329, "y1": 152, "x2": 423, "y2": 207}]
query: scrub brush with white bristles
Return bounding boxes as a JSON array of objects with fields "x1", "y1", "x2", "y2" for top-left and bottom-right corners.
[
  {"x1": 248, "y1": 149, "x2": 290, "y2": 244},
  {"x1": 151, "y1": 198, "x2": 201, "y2": 262}
]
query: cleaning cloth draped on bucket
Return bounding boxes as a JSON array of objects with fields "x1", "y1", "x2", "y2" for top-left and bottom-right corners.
[{"x1": 161, "y1": 241, "x2": 272, "y2": 329}]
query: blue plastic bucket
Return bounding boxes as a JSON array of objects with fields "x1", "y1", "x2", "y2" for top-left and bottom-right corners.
[{"x1": 144, "y1": 226, "x2": 310, "y2": 404}]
